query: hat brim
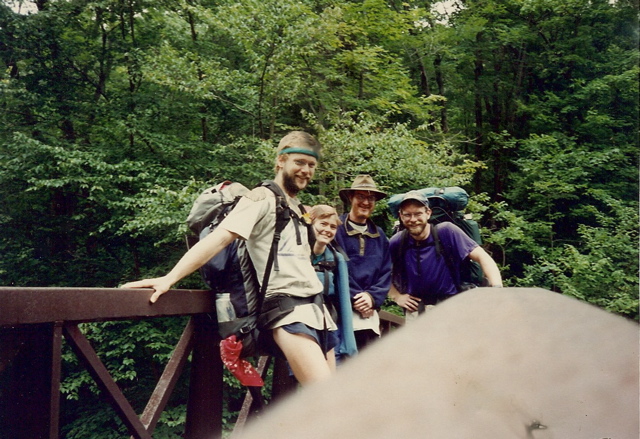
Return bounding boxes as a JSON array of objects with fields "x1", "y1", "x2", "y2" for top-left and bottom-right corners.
[{"x1": 339, "y1": 188, "x2": 387, "y2": 204}]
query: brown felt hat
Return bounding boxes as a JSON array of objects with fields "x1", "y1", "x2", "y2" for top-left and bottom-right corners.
[{"x1": 339, "y1": 175, "x2": 387, "y2": 204}]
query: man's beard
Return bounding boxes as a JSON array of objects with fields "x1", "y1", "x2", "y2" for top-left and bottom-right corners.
[
  {"x1": 406, "y1": 222, "x2": 428, "y2": 238},
  {"x1": 282, "y1": 172, "x2": 302, "y2": 196}
]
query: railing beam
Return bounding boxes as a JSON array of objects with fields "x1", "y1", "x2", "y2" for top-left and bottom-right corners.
[
  {"x1": 230, "y1": 356, "x2": 271, "y2": 438},
  {"x1": 0, "y1": 287, "x2": 215, "y2": 326}
]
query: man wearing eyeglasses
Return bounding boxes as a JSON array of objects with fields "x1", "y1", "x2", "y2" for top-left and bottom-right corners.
[
  {"x1": 388, "y1": 191, "x2": 503, "y2": 318},
  {"x1": 334, "y1": 175, "x2": 392, "y2": 351}
]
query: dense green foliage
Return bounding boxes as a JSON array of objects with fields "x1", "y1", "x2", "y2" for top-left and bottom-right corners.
[{"x1": 1, "y1": 0, "x2": 637, "y2": 435}]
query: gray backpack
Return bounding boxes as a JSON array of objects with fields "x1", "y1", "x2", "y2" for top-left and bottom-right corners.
[{"x1": 186, "y1": 180, "x2": 295, "y2": 358}]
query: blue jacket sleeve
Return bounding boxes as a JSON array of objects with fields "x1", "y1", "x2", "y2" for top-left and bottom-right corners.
[
  {"x1": 334, "y1": 218, "x2": 392, "y2": 309},
  {"x1": 366, "y1": 230, "x2": 391, "y2": 308}
]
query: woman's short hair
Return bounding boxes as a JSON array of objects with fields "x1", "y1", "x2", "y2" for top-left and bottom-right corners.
[{"x1": 308, "y1": 204, "x2": 342, "y2": 225}]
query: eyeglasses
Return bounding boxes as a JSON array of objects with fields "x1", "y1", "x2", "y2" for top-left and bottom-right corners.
[
  {"x1": 400, "y1": 211, "x2": 427, "y2": 220},
  {"x1": 354, "y1": 194, "x2": 377, "y2": 203}
]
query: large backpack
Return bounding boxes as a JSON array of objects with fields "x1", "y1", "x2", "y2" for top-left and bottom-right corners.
[
  {"x1": 388, "y1": 187, "x2": 485, "y2": 290},
  {"x1": 186, "y1": 180, "x2": 297, "y2": 358}
]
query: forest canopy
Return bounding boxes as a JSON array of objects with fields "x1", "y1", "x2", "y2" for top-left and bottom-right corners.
[
  {"x1": 1, "y1": 0, "x2": 638, "y2": 435},
  {"x1": 1, "y1": 0, "x2": 636, "y2": 314}
]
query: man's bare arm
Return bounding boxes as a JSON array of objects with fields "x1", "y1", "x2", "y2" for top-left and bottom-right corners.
[
  {"x1": 469, "y1": 246, "x2": 503, "y2": 287},
  {"x1": 122, "y1": 227, "x2": 238, "y2": 302}
]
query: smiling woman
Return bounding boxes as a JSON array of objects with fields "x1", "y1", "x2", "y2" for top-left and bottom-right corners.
[
  {"x1": 308, "y1": 204, "x2": 358, "y2": 363},
  {"x1": 309, "y1": 204, "x2": 341, "y2": 251}
]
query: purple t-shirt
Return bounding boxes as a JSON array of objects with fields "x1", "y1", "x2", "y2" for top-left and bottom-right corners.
[{"x1": 389, "y1": 222, "x2": 478, "y2": 302}]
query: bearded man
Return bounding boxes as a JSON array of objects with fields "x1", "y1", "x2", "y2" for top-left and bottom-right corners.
[
  {"x1": 123, "y1": 131, "x2": 338, "y2": 385},
  {"x1": 388, "y1": 191, "x2": 502, "y2": 317},
  {"x1": 334, "y1": 175, "x2": 391, "y2": 351}
]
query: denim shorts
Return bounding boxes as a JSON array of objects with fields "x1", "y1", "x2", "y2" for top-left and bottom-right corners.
[{"x1": 281, "y1": 322, "x2": 339, "y2": 354}]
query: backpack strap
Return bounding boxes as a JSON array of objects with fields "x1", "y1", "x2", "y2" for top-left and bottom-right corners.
[
  {"x1": 431, "y1": 224, "x2": 461, "y2": 293},
  {"x1": 391, "y1": 229, "x2": 410, "y2": 294},
  {"x1": 258, "y1": 294, "x2": 324, "y2": 336},
  {"x1": 258, "y1": 180, "x2": 292, "y2": 272},
  {"x1": 254, "y1": 180, "x2": 327, "y2": 351},
  {"x1": 255, "y1": 180, "x2": 314, "y2": 296},
  {"x1": 249, "y1": 180, "x2": 291, "y2": 313},
  {"x1": 330, "y1": 240, "x2": 350, "y2": 261}
]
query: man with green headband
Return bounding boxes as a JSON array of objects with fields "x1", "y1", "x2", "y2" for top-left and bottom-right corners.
[{"x1": 123, "y1": 131, "x2": 339, "y2": 385}]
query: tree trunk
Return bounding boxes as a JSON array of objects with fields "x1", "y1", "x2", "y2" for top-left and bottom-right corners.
[
  {"x1": 473, "y1": 36, "x2": 484, "y2": 193},
  {"x1": 434, "y1": 54, "x2": 448, "y2": 133}
]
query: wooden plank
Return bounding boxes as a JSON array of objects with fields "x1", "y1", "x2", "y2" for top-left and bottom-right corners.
[
  {"x1": 0, "y1": 288, "x2": 214, "y2": 326},
  {"x1": 230, "y1": 356, "x2": 271, "y2": 438},
  {"x1": 137, "y1": 318, "x2": 195, "y2": 434},
  {"x1": 49, "y1": 322, "x2": 63, "y2": 439},
  {"x1": 184, "y1": 314, "x2": 223, "y2": 439}
]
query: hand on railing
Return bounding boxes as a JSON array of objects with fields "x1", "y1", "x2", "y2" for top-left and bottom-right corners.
[{"x1": 121, "y1": 276, "x2": 173, "y2": 303}]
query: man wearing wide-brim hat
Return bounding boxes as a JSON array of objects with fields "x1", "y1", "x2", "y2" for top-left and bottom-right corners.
[
  {"x1": 334, "y1": 175, "x2": 392, "y2": 353},
  {"x1": 338, "y1": 174, "x2": 387, "y2": 204}
]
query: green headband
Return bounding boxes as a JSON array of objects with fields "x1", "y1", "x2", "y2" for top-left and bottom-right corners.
[{"x1": 278, "y1": 147, "x2": 319, "y2": 159}]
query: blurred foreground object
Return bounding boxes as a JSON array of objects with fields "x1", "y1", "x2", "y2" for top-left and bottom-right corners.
[{"x1": 242, "y1": 288, "x2": 639, "y2": 438}]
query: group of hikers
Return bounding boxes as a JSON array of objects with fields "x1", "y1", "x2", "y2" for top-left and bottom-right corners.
[{"x1": 123, "y1": 131, "x2": 503, "y2": 386}]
